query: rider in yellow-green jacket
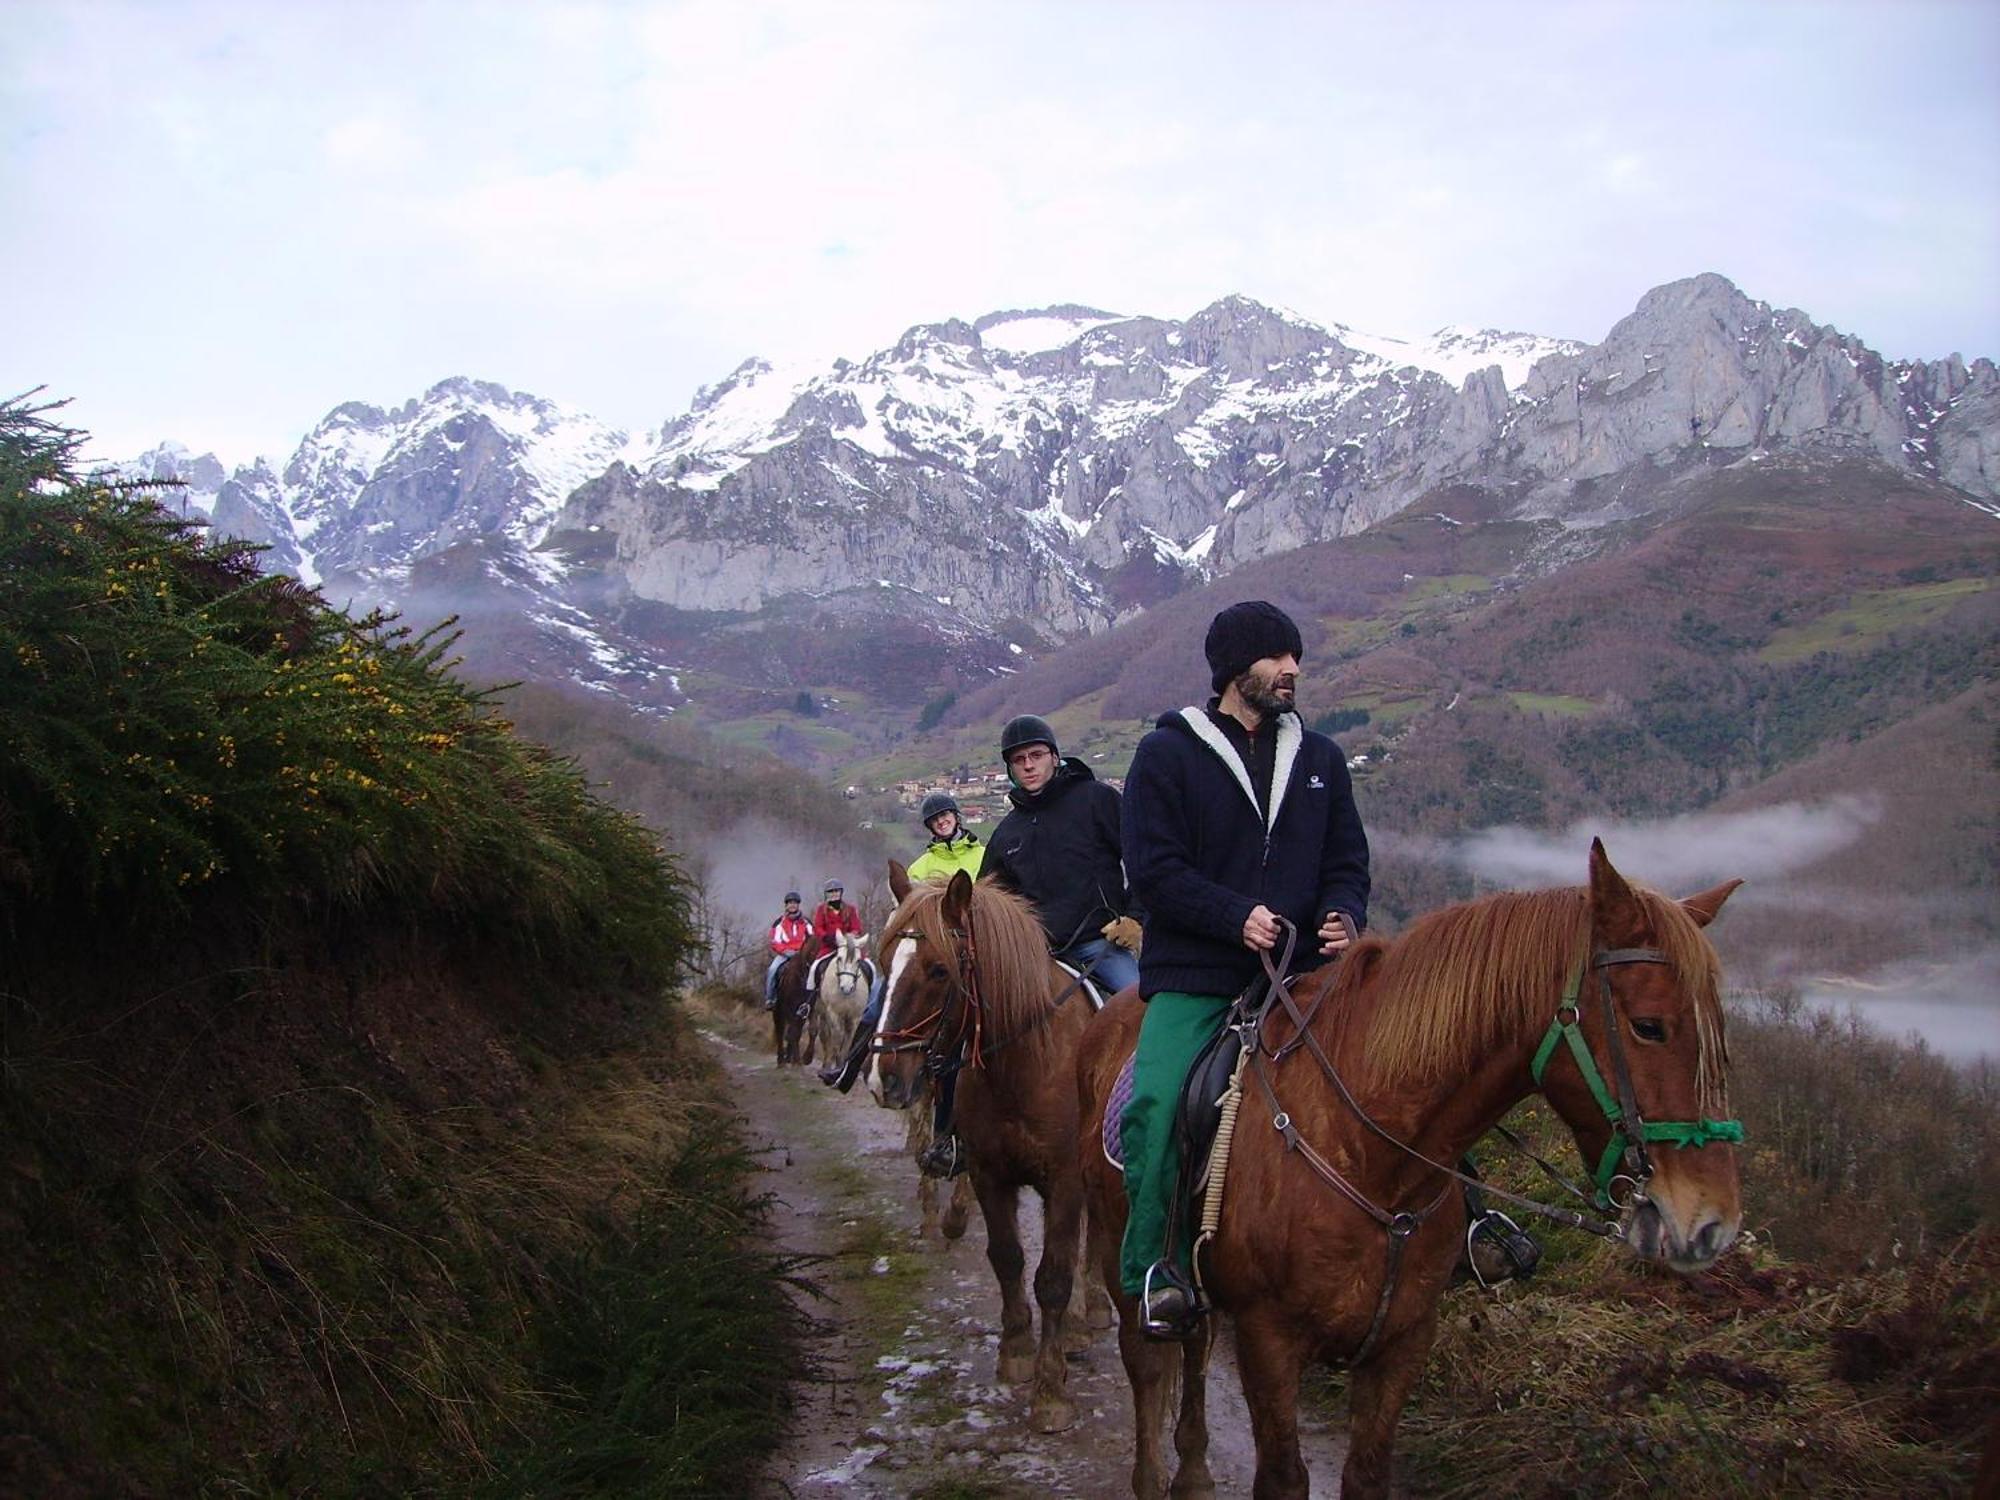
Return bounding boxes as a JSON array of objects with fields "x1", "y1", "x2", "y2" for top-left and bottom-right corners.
[
  {"x1": 819, "y1": 791, "x2": 984, "y2": 1091},
  {"x1": 907, "y1": 790, "x2": 986, "y2": 883}
]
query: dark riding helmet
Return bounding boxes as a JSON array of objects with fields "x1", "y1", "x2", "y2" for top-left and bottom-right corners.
[
  {"x1": 784, "y1": 890, "x2": 802, "y2": 903},
  {"x1": 919, "y1": 790, "x2": 962, "y2": 828},
  {"x1": 823, "y1": 878, "x2": 843, "y2": 895},
  {"x1": 998, "y1": 713, "x2": 1059, "y2": 763}
]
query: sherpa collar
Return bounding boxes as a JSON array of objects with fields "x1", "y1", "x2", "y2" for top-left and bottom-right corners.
[{"x1": 1176, "y1": 705, "x2": 1302, "y2": 833}]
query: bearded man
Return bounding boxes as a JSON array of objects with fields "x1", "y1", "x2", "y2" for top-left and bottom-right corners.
[{"x1": 1116, "y1": 599, "x2": 1371, "y2": 1338}]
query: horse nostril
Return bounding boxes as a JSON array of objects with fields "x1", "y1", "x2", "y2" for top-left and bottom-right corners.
[{"x1": 1690, "y1": 1216, "x2": 1735, "y2": 1263}]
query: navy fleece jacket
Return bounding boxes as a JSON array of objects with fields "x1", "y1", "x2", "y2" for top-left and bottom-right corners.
[{"x1": 1122, "y1": 705, "x2": 1369, "y2": 999}]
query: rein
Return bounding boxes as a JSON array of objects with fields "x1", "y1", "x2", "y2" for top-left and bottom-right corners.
[{"x1": 873, "y1": 911, "x2": 1097, "y2": 1079}]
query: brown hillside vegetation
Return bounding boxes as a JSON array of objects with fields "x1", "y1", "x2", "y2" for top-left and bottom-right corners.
[
  {"x1": 913, "y1": 452, "x2": 1997, "y2": 951},
  {"x1": 1711, "y1": 680, "x2": 1999, "y2": 968}
]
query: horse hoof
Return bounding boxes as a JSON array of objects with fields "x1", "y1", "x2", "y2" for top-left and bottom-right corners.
[
  {"x1": 1169, "y1": 1473, "x2": 1216, "y2": 1499},
  {"x1": 997, "y1": 1353, "x2": 1035, "y2": 1385},
  {"x1": 942, "y1": 1205, "x2": 970, "y2": 1240},
  {"x1": 1029, "y1": 1396, "x2": 1077, "y2": 1434}
]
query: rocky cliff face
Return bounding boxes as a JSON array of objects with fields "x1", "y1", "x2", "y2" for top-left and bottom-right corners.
[
  {"x1": 551, "y1": 275, "x2": 1997, "y2": 635},
  {"x1": 110, "y1": 274, "x2": 1998, "y2": 686}
]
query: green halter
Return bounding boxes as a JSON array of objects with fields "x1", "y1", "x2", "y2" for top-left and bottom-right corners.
[{"x1": 1531, "y1": 957, "x2": 1745, "y2": 1207}]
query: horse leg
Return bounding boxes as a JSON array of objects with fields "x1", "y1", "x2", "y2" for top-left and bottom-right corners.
[
  {"x1": 943, "y1": 1175, "x2": 972, "y2": 1240},
  {"x1": 1169, "y1": 1320, "x2": 1216, "y2": 1498},
  {"x1": 1028, "y1": 1179, "x2": 1082, "y2": 1432},
  {"x1": 905, "y1": 1103, "x2": 942, "y2": 1240},
  {"x1": 1340, "y1": 1314, "x2": 1436, "y2": 1500},
  {"x1": 1116, "y1": 1293, "x2": 1179, "y2": 1500},
  {"x1": 1234, "y1": 1307, "x2": 1311, "y2": 1500},
  {"x1": 976, "y1": 1174, "x2": 1036, "y2": 1385},
  {"x1": 1069, "y1": 1199, "x2": 1117, "y2": 1338}
]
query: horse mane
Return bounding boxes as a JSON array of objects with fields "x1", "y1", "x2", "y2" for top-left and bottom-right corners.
[
  {"x1": 1353, "y1": 885, "x2": 1729, "y2": 1110},
  {"x1": 882, "y1": 877, "x2": 1058, "y2": 1043}
]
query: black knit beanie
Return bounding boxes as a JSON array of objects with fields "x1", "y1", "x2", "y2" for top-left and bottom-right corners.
[{"x1": 1204, "y1": 600, "x2": 1304, "y2": 694}]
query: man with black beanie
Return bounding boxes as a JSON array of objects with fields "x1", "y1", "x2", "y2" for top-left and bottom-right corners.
[{"x1": 1117, "y1": 599, "x2": 1370, "y2": 1338}]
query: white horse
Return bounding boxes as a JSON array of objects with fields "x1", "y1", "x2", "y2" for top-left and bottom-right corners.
[{"x1": 807, "y1": 930, "x2": 871, "y2": 1070}]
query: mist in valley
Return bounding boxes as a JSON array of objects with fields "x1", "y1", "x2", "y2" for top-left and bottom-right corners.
[{"x1": 1380, "y1": 798, "x2": 1998, "y2": 1064}]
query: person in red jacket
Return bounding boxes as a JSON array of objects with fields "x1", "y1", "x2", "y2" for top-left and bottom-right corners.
[
  {"x1": 764, "y1": 890, "x2": 812, "y2": 1010},
  {"x1": 811, "y1": 878, "x2": 863, "y2": 955}
]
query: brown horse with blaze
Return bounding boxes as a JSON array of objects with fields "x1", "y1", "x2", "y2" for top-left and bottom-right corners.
[
  {"x1": 873, "y1": 860, "x2": 1109, "y2": 1433},
  {"x1": 1076, "y1": 840, "x2": 1745, "y2": 1499}
]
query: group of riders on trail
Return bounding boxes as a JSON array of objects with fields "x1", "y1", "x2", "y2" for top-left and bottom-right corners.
[{"x1": 766, "y1": 599, "x2": 1542, "y2": 1341}]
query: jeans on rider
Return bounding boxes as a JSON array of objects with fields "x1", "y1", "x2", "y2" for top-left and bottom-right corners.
[
  {"x1": 763, "y1": 953, "x2": 788, "y2": 1010},
  {"x1": 1059, "y1": 934, "x2": 1139, "y2": 995}
]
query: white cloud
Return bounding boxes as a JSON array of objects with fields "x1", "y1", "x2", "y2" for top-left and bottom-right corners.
[
  {"x1": 1381, "y1": 797, "x2": 1881, "y2": 895},
  {"x1": 5, "y1": 0, "x2": 1996, "y2": 462}
]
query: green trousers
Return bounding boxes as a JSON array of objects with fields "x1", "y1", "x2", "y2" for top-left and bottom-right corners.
[{"x1": 1119, "y1": 990, "x2": 1231, "y2": 1295}]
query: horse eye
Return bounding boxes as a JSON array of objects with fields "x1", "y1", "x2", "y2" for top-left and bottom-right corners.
[
  {"x1": 1631, "y1": 1018, "x2": 1667, "y2": 1044},
  {"x1": 927, "y1": 963, "x2": 950, "y2": 982}
]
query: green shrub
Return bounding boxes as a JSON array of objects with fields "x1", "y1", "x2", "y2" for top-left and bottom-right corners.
[{"x1": 0, "y1": 396, "x2": 692, "y2": 985}]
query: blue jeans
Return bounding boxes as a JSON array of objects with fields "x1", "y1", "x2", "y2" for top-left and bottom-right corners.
[
  {"x1": 855, "y1": 971, "x2": 886, "y2": 1030},
  {"x1": 1061, "y1": 935, "x2": 1139, "y2": 995},
  {"x1": 764, "y1": 954, "x2": 789, "y2": 1008}
]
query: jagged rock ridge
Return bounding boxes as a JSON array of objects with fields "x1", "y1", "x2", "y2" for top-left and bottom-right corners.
[{"x1": 104, "y1": 275, "x2": 1998, "y2": 683}]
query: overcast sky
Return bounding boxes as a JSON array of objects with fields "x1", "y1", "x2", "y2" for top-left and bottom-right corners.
[{"x1": 7, "y1": 0, "x2": 1997, "y2": 466}]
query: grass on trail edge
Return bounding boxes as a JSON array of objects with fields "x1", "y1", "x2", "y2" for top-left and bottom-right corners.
[{"x1": 480, "y1": 1112, "x2": 826, "y2": 1500}]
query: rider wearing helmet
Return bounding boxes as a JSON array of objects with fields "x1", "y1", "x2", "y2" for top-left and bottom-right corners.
[
  {"x1": 908, "y1": 789, "x2": 986, "y2": 884},
  {"x1": 986, "y1": 714, "x2": 1142, "y2": 994},
  {"x1": 904, "y1": 714, "x2": 1144, "y2": 1176},
  {"x1": 764, "y1": 889, "x2": 812, "y2": 1010},
  {"x1": 820, "y1": 795, "x2": 987, "y2": 1091},
  {"x1": 811, "y1": 878, "x2": 862, "y2": 956}
]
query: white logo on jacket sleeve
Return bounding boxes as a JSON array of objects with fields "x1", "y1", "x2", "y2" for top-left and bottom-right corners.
[{"x1": 1308, "y1": 774, "x2": 1326, "y2": 789}]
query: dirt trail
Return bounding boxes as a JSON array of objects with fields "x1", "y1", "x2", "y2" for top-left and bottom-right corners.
[{"x1": 710, "y1": 1030, "x2": 1351, "y2": 1497}]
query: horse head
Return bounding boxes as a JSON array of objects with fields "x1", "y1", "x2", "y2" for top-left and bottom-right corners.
[
  {"x1": 869, "y1": 861, "x2": 967, "y2": 1110},
  {"x1": 833, "y1": 929, "x2": 867, "y2": 995},
  {"x1": 1536, "y1": 839, "x2": 1744, "y2": 1273}
]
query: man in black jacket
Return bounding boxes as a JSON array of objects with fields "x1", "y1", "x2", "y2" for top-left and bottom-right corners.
[
  {"x1": 1118, "y1": 600, "x2": 1370, "y2": 1338},
  {"x1": 984, "y1": 714, "x2": 1141, "y2": 994},
  {"x1": 906, "y1": 714, "x2": 1142, "y2": 1180}
]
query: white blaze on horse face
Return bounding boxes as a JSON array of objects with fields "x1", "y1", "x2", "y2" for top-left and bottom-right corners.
[{"x1": 867, "y1": 936, "x2": 917, "y2": 1105}]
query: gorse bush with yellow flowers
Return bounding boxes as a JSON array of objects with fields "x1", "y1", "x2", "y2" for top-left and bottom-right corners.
[{"x1": 0, "y1": 394, "x2": 692, "y2": 983}]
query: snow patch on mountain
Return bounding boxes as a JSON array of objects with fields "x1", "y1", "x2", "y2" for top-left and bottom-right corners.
[
  {"x1": 977, "y1": 307, "x2": 1125, "y2": 357},
  {"x1": 1336, "y1": 325, "x2": 1584, "y2": 391}
]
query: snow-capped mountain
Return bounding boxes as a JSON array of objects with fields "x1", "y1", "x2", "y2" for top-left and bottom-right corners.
[
  {"x1": 110, "y1": 275, "x2": 1999, "y2": 713},
  {"x1": 554, "y1": 277, "x2": 1996, "y2": 637},
  {"x1": 93, "y1": 443, "x2": 231, "y2": 520},
  {"x1": 282, "y1": 377, "x2": 631, "y2": 594}
]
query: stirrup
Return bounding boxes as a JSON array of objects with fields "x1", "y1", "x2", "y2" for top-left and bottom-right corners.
[
  {"x1": 1466, "y1": 1210, "x2": 1541, "y2": 1289},
  {"x1": 916, "y1": 1133, "x2": 967, "y2": 1179},
  {"x1": 1139, "y1": 1259, "x2": 1204, "y2": 1341}
]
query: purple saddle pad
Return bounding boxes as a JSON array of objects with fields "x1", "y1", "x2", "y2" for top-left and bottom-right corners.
[{"x1": 1102, "y1": 1052, "x2": 1137, "y2": 1168}]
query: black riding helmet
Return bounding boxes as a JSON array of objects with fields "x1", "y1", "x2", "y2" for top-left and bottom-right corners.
[
  {"x1": 998, "y1": 713, "x2": 1059, "y2": 763},
  {"x1": 919, "y1": 790, "x2": 962, "y2": 829}
]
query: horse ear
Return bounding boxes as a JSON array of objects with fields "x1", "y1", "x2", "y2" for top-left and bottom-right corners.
[
  {"x1": 1587, "y1": 837, "x2": 1645, "y2": 943},
  {"x1": 942, "y1": 870, "x2": 974, "y2": 925},
  {"x1": 1680, "y1": 878, "x2": 1743, "y2": 928},
  {"x1": 889, "y1": 859, "x2": 912, "y2": 902}
]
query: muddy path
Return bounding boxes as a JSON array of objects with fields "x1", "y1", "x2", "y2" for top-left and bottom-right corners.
[{"x1": 709, "y1": 1029, "x2": 1351, "y2": 1497}]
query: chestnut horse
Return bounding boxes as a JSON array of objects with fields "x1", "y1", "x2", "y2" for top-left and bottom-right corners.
[
  {"x1": 1077, "y1": 840, "x2": 1745, "y2": 1499},
  {"x1": 872, "y1": 861, "x2": 1102, "y2": 1433},
  {"x1": 769, "y1": 944, "x2": 815, "y2": 1066}
]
